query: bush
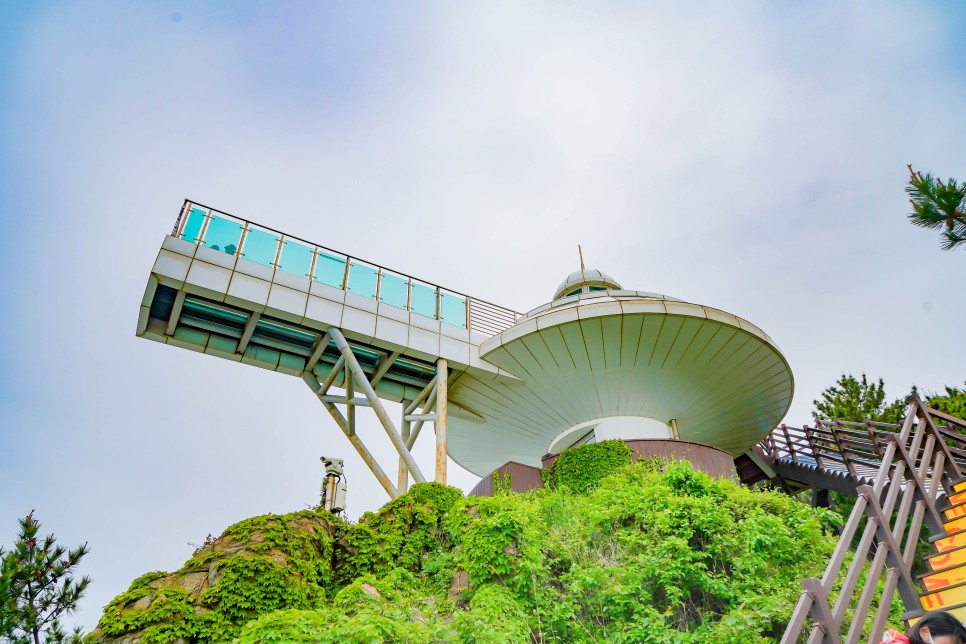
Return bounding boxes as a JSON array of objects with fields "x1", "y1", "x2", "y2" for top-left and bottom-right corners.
[{"x1": 541, "y1": 439, "x2": 633, "y2": 493}]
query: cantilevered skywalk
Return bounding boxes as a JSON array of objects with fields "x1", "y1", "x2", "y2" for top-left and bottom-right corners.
[{"x1": 138, "y1": 200, "x2": 522, "y2": 495}]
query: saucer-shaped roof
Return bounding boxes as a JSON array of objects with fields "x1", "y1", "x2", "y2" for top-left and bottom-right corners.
[{"x1": 446, "y1": 288, "x2": 794, "y2": 476}]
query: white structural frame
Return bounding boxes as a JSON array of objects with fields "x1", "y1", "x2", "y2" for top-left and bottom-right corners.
[{"x1": 301, "y1": 326, "x2": 450, "y2": 498}]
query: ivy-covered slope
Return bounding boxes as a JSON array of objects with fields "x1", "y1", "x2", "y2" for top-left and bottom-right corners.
[{"x1": 93, "y1": 447, "x2": 841, "y2": 643}]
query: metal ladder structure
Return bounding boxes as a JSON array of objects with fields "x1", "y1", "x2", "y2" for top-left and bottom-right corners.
[{"x1": 748, "y1": 398, "x2": 966, "y2": 642}]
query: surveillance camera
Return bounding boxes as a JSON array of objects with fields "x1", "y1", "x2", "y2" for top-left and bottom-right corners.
[{"x1": 320, "y1": 456, "x2": 344, "y2": 477}]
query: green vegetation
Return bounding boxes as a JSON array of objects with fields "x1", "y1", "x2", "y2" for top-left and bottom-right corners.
[
  {"x1": 906, "y1": 165, "x2": 966, "y2": 250},
  {"x1": 1, "y1": 511, "x2": 90, "y2": 644},
  {"x1": 812, "y1": 373, "x2": 907, "y2": 424},
  {"x1": 541, "y1": 439, "x2": 633, "y2": 493},
  {"x1": 97, "y1": 510, "x2": 343, "y2": 644},
  {"x1": 928, "y1": 382, "x2": 966, "y2": 418},
  {"x1": 94, "y1": 448, "x2": 842, "y2": 643}
]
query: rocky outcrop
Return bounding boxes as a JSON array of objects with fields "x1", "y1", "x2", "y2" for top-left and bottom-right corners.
[
  {"x1": 91, "y1": 511, "x2": 342, "y2": 644},
  {"x1": 91, "y1": 484, "x2": 462, "y2": 644}
]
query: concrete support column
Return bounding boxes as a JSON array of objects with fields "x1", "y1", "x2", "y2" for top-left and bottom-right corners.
[{"x1": 436, "y1": 358, "x2": 448, "y2": 484}]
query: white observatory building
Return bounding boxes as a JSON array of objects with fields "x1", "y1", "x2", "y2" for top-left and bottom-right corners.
[{"x1": 138, "y1": 201, "x2": 793, "y2": 496}]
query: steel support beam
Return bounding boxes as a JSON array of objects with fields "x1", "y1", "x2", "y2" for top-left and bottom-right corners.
[
  {"x1": 407, "y1": 387, "x2": 437, "y2": 450},
  {"x1": 301, "y1": 372, "x2": 397, "y2": 498},
  {"x1": 318, "y1": 355, "x2": 347, "y2": 394},
  {"x1": 406, "y1": 375, "x2": 438, "y2": 415},
  {"x1": 371, "y1": 350, "x2": 401, "y2": 387},
  {"x1": 436, "y1": 358, "x2": 448, "y2": 484},
  {"x1": 305, "y1": 331, "x2": 331, "y2": 372},
  {"x1": 320, "y1": 395, "x2": 371, "y2": 407},
  {"x1": 166, "y1": 290, "x2": 187, "y2": 336},
  {"x1": 345, "y1": 362, "x2": 356, "y2": 436},
  {"x1": 236, "y1": 312, "x2": 261, "y2": 354},
  {"x1": 328, "y1": 327, "x2": 426, "y2": 483},
  {"x1": 399, "y1": 402, "x2": 411, "y2": 495}
]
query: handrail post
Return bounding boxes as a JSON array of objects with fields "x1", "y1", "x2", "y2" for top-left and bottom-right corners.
[
  {"x1": 831, "y1": 420, "x2": 858, "y2": 480},
  {"x1": 781, "y1": 424, "x2": 796, "y2": 462},
  {"x1": 866, "y1": 420, "x2": 882, "y2": 457},
  {"x1": 913, "y1": 396, "x2": 963, "y2": 484},
  {"x1": 804, "y1": 424, "x2": 824, "y2": 470}
]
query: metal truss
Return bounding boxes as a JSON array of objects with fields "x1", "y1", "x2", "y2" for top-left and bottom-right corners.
[{"x1": 300, "y1": 326, "x2": 450, "y2": 499}]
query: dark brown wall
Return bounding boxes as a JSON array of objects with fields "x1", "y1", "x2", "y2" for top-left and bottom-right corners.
[
  {"x1": 469, "y1": 461, "x2": 545, "y2": 497},
  {"x1": 625, "y1": 439, "x2": 738, "y2": 480},
  {"x1": 473, "y1": 439, "x2": 739, "y2": 496},
  {"x1": 540, "y1": 439, "x2": 737, "y2": 480}
]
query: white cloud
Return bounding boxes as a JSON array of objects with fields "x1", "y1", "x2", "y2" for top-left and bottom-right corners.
[{"x1": 1, "y1": 1, "x2": 964, "y2": 632}]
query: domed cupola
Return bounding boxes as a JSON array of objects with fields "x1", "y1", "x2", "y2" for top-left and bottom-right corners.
[{"x1": 553, "y1": 268, "x2": 622, "y2": 300}]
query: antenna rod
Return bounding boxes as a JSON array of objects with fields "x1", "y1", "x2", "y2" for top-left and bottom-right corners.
[{"x1": 578, "y1": 245, "x2": 586, "y2": 282}]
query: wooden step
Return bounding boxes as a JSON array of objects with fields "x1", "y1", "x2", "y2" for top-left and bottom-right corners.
[
  {"x1": 905, "y1": 604, "x2": 966, "y2": 629},
  {"x1": 928, "y1": 542, "x2": 966, "y2": 572},
  {"x1": 944, "y1": 515, "x2": 966, "y2": 535},
  {"x1": 953, "y1": 480, "x2": 966, "y2": 494},
  {"x1": 920, "y1": 564, "x2": 966, "y2": 592},
  {"x1": 931, "y1": 527, "x2": 966, "y2": 550},
  {"x1": 946, "y1": 503, "x2": 966, "y2": 522},
  {"x1": 946, "y1": 490, "x2": 966, "y2": 508},
  {"x1": 919, "y1": 579, "x2": 966, "y2": 611}
]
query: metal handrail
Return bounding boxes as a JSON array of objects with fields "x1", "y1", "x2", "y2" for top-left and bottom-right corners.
[{"x1": 172, "y1": 199, "x2": 524, "y2": 336}]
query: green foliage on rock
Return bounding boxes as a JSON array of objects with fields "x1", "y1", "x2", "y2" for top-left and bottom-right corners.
[
  {"x1": 96, "y1": 509, "x2": 344, "y2": 643},
  {"x1": 95, "y1": 462, "x2": 842, "y2": 643},
  {"x1": 335, "y1": 482, "x2": 460, "y2": 586},
  {"x1": 541, "y1": 439, "x2": 633, "y2": 493}
]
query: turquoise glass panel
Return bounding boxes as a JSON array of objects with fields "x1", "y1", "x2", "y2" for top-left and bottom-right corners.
[
  {"x1": 242, "y1": 228, "x2": 280, "y2": 267},
  {"x1": 347, "y1": 262, "x2": 377, "y2": 299},
  {"x1": 411, "y1": 283, "x2": 437, "y2": 319},
  {"x1": 180, "y1": 208, "x2": 206, "y2": 242},
  {"x1": 313, "y1": 252, "x2": 347, "y2": 288},
  {"x1": 440, "y1": 293, "x2": 467, "y2": 328},
  {"x1": 380, "y1": 273, "x2": 408, "y2": 309},
  {"x1": 278, "y1": 240, "x2": 314, "y2": 278},
  {"x1": 202, "y1": 216, "x2": 243, "y2": 255}
]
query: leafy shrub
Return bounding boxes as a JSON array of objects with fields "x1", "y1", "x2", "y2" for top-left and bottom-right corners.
[{"x1": 541, "y1": 439, "x2": 633, "y2": 493}]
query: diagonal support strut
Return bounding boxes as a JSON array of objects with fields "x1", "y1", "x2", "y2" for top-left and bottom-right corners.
[
  {"x1": 302, "y1": 372, "x2": 398, "y2": 498},
  {"x1": 328, "y1": 327, "x2": 426, "y2": 484}
]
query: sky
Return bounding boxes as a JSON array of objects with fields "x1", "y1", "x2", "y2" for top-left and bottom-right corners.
[{"x1": 1, "y1": 1, "x2": 965, "y2": 634}]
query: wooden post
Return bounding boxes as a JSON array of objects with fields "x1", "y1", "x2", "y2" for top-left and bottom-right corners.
[{"x1": 781, "y1": 424, "x2": 796, "y2": 462}]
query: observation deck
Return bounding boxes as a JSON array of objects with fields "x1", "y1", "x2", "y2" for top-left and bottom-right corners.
[
  {"x1": 138, "y1": 199, "x2": 793, "y2": 496},
  {"x1": 138, "y1": 200, "x2": 523, "y2": 406}
]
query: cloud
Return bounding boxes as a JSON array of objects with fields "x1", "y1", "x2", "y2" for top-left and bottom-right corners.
[{"x1": 1, "y1": 1, "x2": 964, "y2": 632}]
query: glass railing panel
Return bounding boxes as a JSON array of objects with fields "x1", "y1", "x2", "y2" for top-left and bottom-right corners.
[
  {"x1": 313, "y1": 252, "x2": 347, "y2": 289},
  {"x1": 379, "y1": 271, "x2": 408, "y2": 310},
  {"x1": 241, "y1": 226, "x2": 281, "y2": 267},
  {"x1": 411, "y1": 282, "x2": 437, "y2": 319},
  {"x1": 440, "y1": 292, "x2": 467, "y2": 328},
  {"x1": 277, "y1": 239, "x2": 314, "y2": 278},
  {"x1": 202, "y1": 215, "x2": 243, "y2": 256},
  {"x1": 347, "y1": 261, "x2": 378, "y2": 299},
  {"x1": 180, "y1": 208, "x2": 207, "y2": 243}
]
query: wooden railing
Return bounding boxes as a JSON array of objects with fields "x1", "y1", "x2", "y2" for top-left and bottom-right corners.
[{"x1": 777, "y1": 398, "x2": 965, "y2": 643}]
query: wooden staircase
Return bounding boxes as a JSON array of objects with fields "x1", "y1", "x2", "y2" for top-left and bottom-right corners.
[
  {"x1": 916, "y1": 481, "x2": 966, "y2": 620},
  {"x1": 778, "y1": 398, "x2": 966, "y2": 643}
]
